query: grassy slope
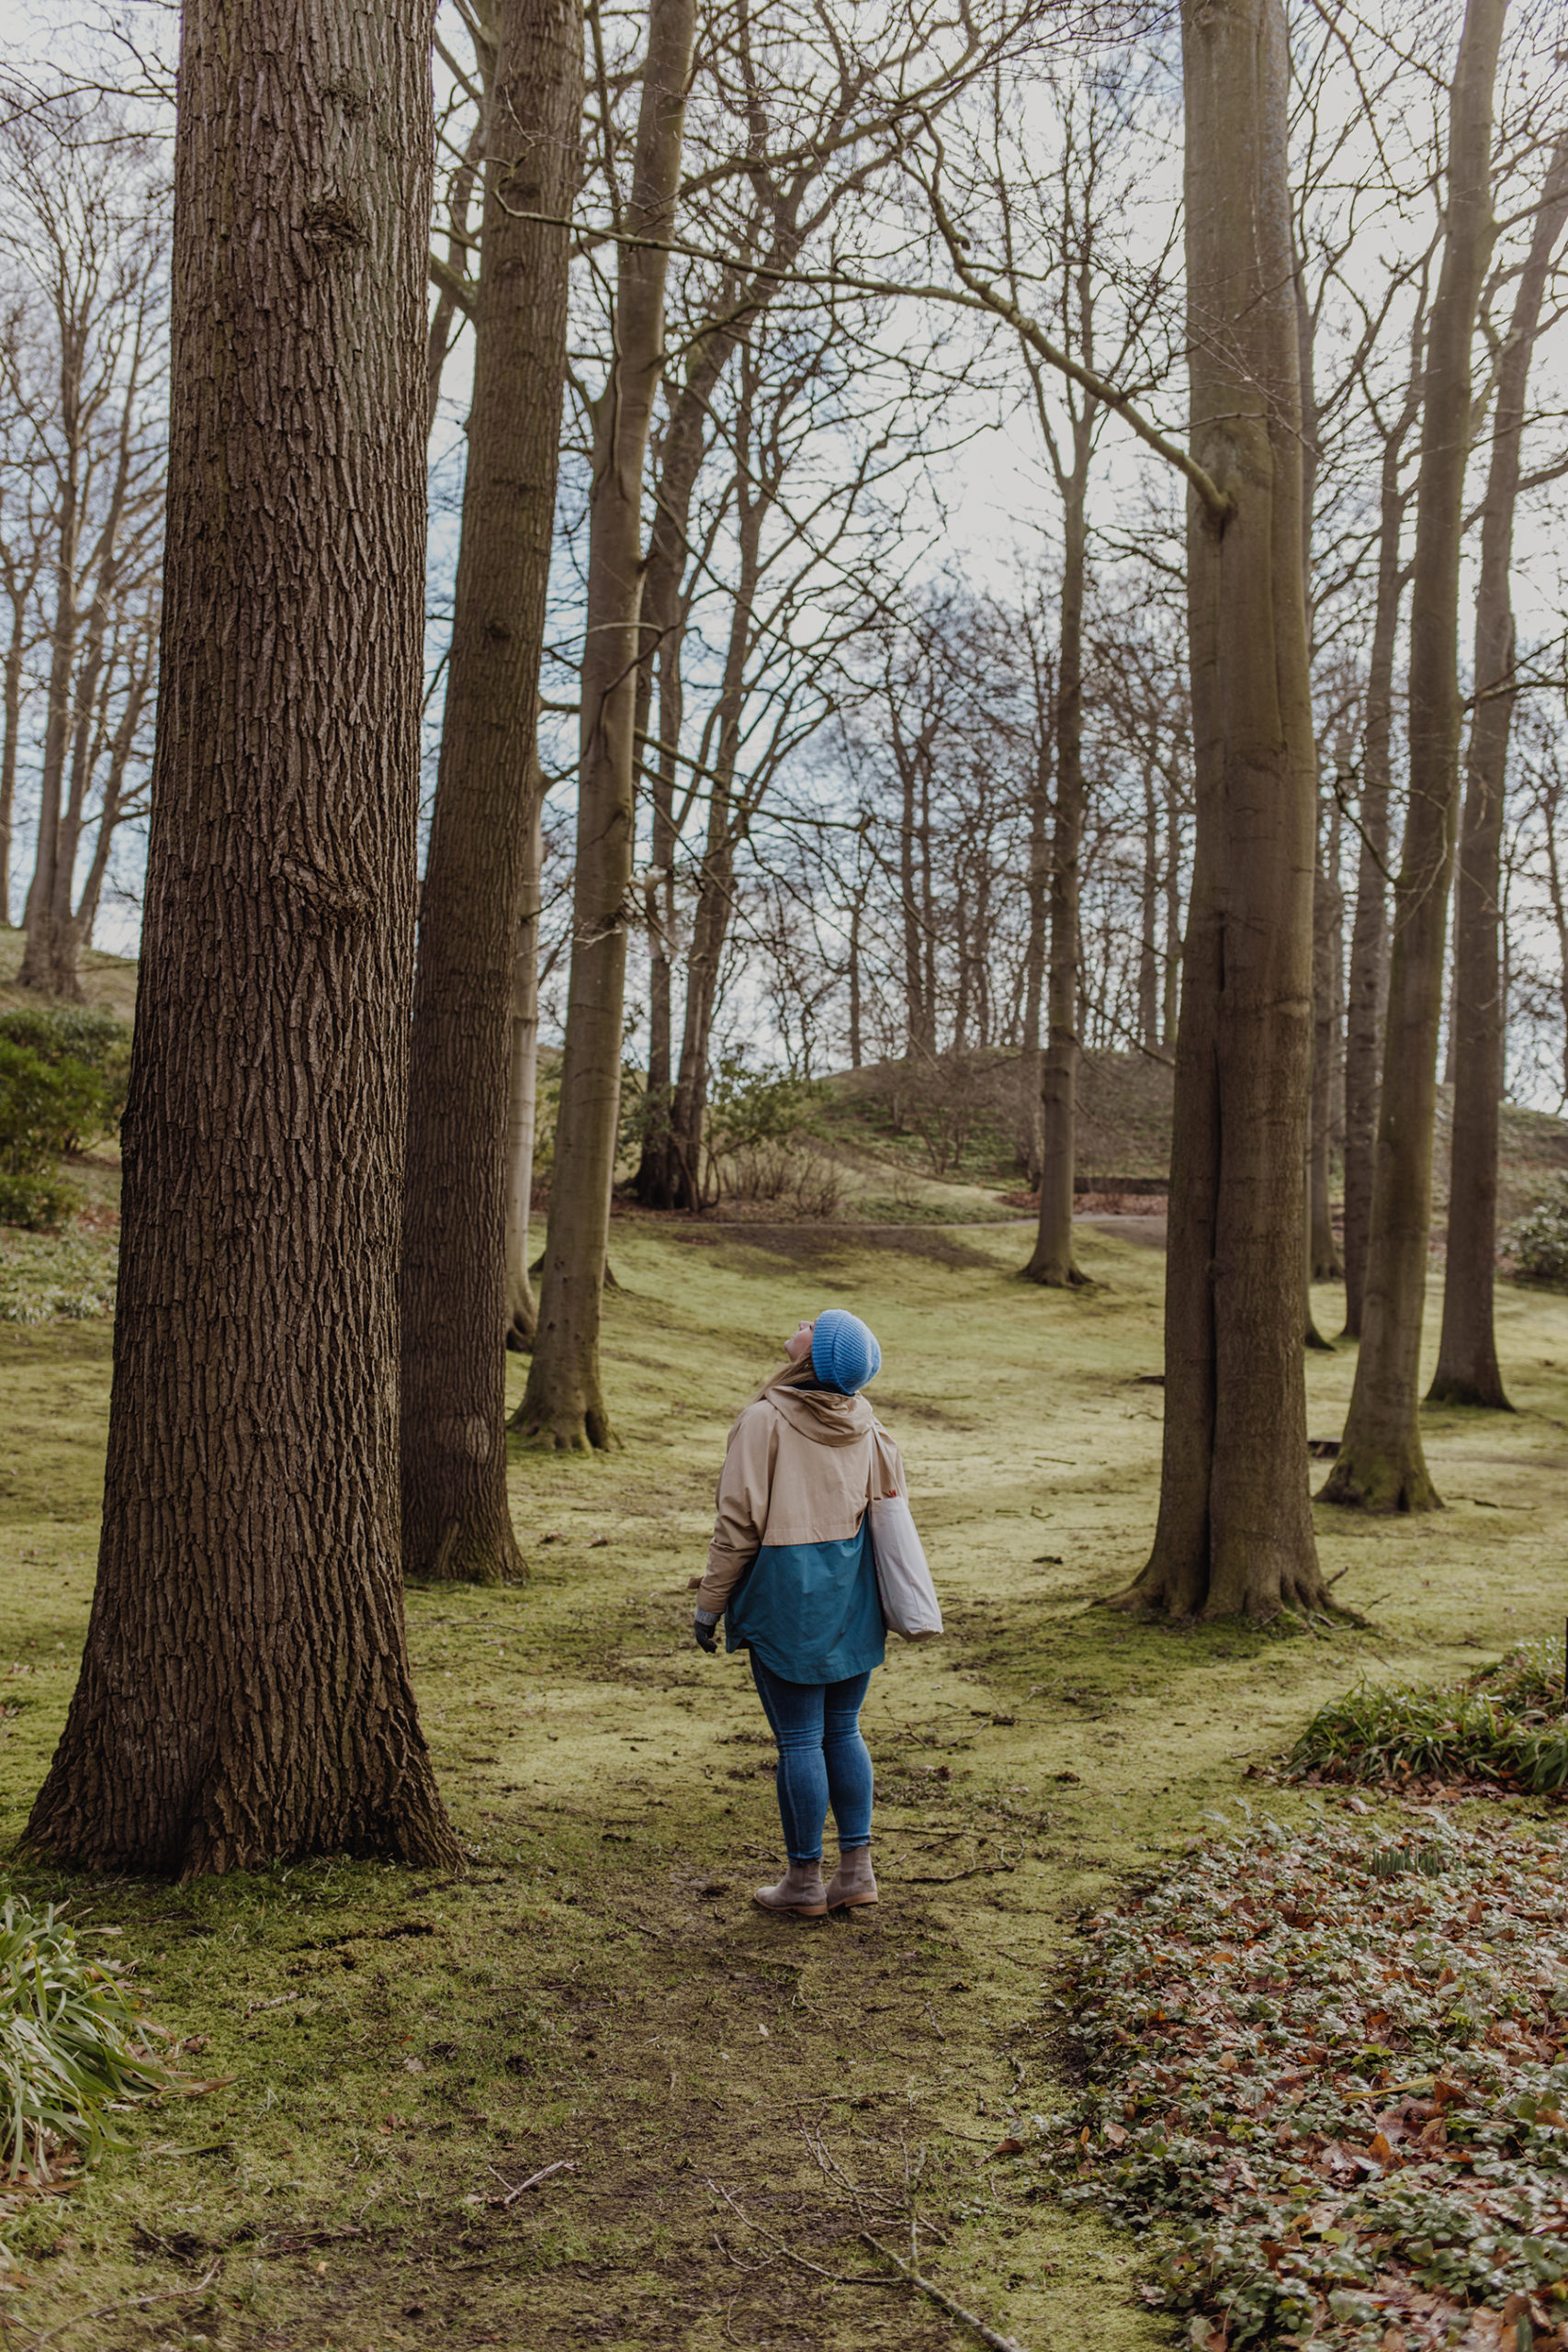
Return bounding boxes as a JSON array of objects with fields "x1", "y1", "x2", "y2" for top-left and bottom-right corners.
[
  {"x1": 3, "y1": 1228, "x2": 1568, "y2": 2348},
  {"x1": 0, "y1": 925, "x2": 139, "y2": 1021}
]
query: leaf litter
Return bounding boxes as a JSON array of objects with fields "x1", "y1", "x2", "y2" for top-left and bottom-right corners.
[{"x1": 1037, "y1": 1810, "x2": 1568, "y2": 2348}]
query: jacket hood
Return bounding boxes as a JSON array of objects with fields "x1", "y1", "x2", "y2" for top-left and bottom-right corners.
[{"x1": 766, "y1": 1375, "x2": 875, "y2": 1449}]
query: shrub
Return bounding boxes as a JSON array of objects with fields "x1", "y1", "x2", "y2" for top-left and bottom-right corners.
[
  {"x1": 1504, "y1": 1175, "x2": 1568, "y2": 1284},
  {"x1": 0, "y1": 1171, "x2": 81, "y2": 1232},
  {"x1": 0, "y1": 1038, "x2": 108, "y2": 1164},
  {"x1": 0, "y1": 1008, "x2": 130, "y2": 1129},
  {"x1": 704, "y1": 1055, "x2": 828, "y2": 1211},
  {"x1": 0, "y1": 1894, "x2": 174, "y2": 2181}
]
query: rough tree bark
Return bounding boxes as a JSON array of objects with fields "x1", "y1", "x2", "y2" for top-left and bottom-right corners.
[
  {"x1": 518, "y1": 0, "x2": 695, "y2": 1449},
  {"x1": 1323, "y1": 0, "x2": 1507, "y2": 1509},
  {"x1": 504, "y1": 790, "x2": 545, "y2": 1350},
  {"x1": 1025, "y1": 447, "x2": 1091, "y2": 1287},
  {"x1": 1114, "y1": 0, "x2": 1327, "y2": 1621},
  {"x1": 401, "y1": 0, "x2": 581, "y2": 1577},
  {"x1": 27, "y1": 0, "x2": 459, "y2": 1877}
]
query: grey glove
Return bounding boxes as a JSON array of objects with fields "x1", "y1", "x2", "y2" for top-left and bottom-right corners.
[{"x1": 693, "y1": 1609, "x2": 719, "y2": 1654}]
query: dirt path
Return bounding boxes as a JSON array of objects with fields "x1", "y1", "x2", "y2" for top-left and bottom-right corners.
[{"x1": 4, "y1": 1223, "x2": 1568, "y2": 2348}]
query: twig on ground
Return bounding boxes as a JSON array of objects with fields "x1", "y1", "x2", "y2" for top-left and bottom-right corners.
[
  {"x1": 903, "y1": 1857, "x2": 1016, "y2": 1885},
  {"x1": 707, "y1": 2182, "x2": 899, "y2": 2287},
  {"x1": 861, "y1": 2234, "x2": 1032, "y2": 2352},
  {"x1": 486, "y1": 2158, "x2": 577, "y2": 2205},
  {"x1": 18, "y1": 2263, "x2": 220, "y2": 2350}
]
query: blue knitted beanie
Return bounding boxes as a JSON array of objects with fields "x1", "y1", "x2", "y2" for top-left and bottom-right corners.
[{"x1": 810, "y1": 1308, "x2": 882, "y2": 1395}]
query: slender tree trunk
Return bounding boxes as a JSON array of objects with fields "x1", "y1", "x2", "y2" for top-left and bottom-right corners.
[
  {"x1": 669, "y1": 390, "x2": 761, "y2": 1211},
  {"x1": 848, "y1": 879, "x2": 864, "y2": 1069},
  {"x1": 630, "y1": 351, "x2": 722, "y2": 1210},
  {"x1": 427, "y1": 110, "x2": 485, "y2": 434},
  {"x1": 401, "y1": 0, "x2": 581, "y2": 1575},
  {"x1": 73, "y1": 657, "x2": 153, "y2": 947},
  {"x1": 1162, "y1": 772, "x2": 1181, "y2": 1045},
  {"x1": 1116, "y1": 0, "x2": 1325, "y2": 1622},
  {"x1": 1341, "y1": 374, "x2": 1416, "y2": 1336},
  {"x1": 628, "y1": 240, "x2": 797, "y2": 1208},
  {"x1": 518, "y1": 0, "x2": 695, "y2": 1449},
  {"x1": 897, "y1": 733, "x2": 931, "y2": 1055},
  {"x1": 1324, "y1": 0, "x2": 1507, "y2": 1510},
  {"x1": 1138, "y1": 762, "x2": 1159, "y2": 1046},
  {"x1": 0, "y1": 572, "x2": 28, "y2": 930},
  {"x1": 1017, "y1": 727, "x2": 1048, "y2": 1181},
  {"x1": 504, "y1": 790, "x2": 545, "y2": 1350},
  {"x1": 18, "y1": 414, "x2": 82, "y2": 1000},
  {"x1": 1310, "y1": 841, "x2": 1344, "y2": 1279},
  {"x1": 28, "y1": 0, "x2": 457, "y2": 1877},
  {"x1": 1026, "y1": 464, "x2": 1089, "y2": 1287},
  {"x1": 46, "y1": 335, "x2": 149, "y2": 999},
  {"x1": 1430, "y1": 133, "x2": 1568, "y2": 1408}
]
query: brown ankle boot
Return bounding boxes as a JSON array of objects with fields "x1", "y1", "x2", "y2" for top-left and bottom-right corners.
[
  {"x1": 752, "y1": 1860, "x2": 828, "y2": 1917},
  {"x1": 825, "y1": 1844, "x2": 878, "y2": 1908}
]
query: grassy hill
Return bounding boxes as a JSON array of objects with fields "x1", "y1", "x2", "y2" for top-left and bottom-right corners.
[{"x1": 0, "y1": 923, "x2": 139, "y2": 1021}]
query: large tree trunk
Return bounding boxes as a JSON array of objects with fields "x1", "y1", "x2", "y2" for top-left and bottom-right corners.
[
  {"x1": 1025, "y1": 465, "x2": 1089, "y2": 1287},
  {"x1": 28, "y1": 0, "x2": 457, "y2": 1877},
  {"x1": 1115, "y1": 0, "x2": 1325, "y2": 1622},
  {"x1": 1429, "y1": 133, "x2": 1568, "y2": 1409},
  {"x1": 1323, "y1": 0, "x2": 1506, "y2": 1510},
  {"x1": 504, "y1": 792, "x2": 545, "y2": 1351},
  {"x1": 517, "y1": 0, "x2": 695, "y2": 1449},
  {"x1": 400, "y1": 0, "x2": 581, "y2": 1577}
]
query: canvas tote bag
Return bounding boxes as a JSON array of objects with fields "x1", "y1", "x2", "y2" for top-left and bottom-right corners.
[{"x1": 867, "y1": 1430, "x2": 943, "y2": 1641}]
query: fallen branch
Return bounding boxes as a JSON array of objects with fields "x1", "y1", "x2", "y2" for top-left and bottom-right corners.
[
  {"x1": 860, "y1": 2234, "x2": 1031, "y2": 2352},
  {"x1": 18, "y1": 2263, "x2": 220, "y2": 2350}
]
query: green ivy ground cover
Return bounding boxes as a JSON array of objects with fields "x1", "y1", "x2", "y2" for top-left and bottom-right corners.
[{"x1": 1043, "y1": 1811, "x2": 1568, "y2": 2348}]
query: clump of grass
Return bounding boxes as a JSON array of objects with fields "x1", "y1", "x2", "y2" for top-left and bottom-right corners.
[
  {"x1": 1287, "y1": 1640, "x2": 1568, "y2": 1795},
  {"x1": 0, "y1": 1894, "x2": 173, "y2": 2181}
]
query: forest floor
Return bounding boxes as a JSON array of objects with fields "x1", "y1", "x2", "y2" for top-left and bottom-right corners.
[{"x1": 3, "y1": 1220, "x2": 1568, "y2": 2350}]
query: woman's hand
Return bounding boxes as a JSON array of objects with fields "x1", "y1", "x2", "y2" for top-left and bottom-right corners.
[{"x1": 693, "y1": 1609, "x2": 719, "y2": 1654}]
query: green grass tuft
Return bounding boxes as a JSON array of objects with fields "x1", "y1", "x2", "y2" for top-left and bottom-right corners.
[
  {"x1": 0, "y1": 1894, "x2": 174, "y2": 2183},
  {"x1": 1288, "y1": 1640, "x2": 1568, "y2": 1794}
]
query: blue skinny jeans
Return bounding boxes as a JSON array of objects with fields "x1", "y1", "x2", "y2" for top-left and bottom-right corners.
[{"x1": 749, "y1": 1655, "x2": 874, "y2": 1863}]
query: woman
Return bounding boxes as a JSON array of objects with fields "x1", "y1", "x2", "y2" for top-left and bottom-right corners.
[{"x1": 692, "y1": 1308, "x2": 903, "y2": 1917}]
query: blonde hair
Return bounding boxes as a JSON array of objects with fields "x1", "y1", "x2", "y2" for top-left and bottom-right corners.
[{"x1": 750, "y1": 1352, "x2": 819, "y2": 1404}]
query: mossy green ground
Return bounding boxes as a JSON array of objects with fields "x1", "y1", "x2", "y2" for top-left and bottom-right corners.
[{"x1": 4, "y1": 1222, "x2": 1568, "y2": 2350}]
